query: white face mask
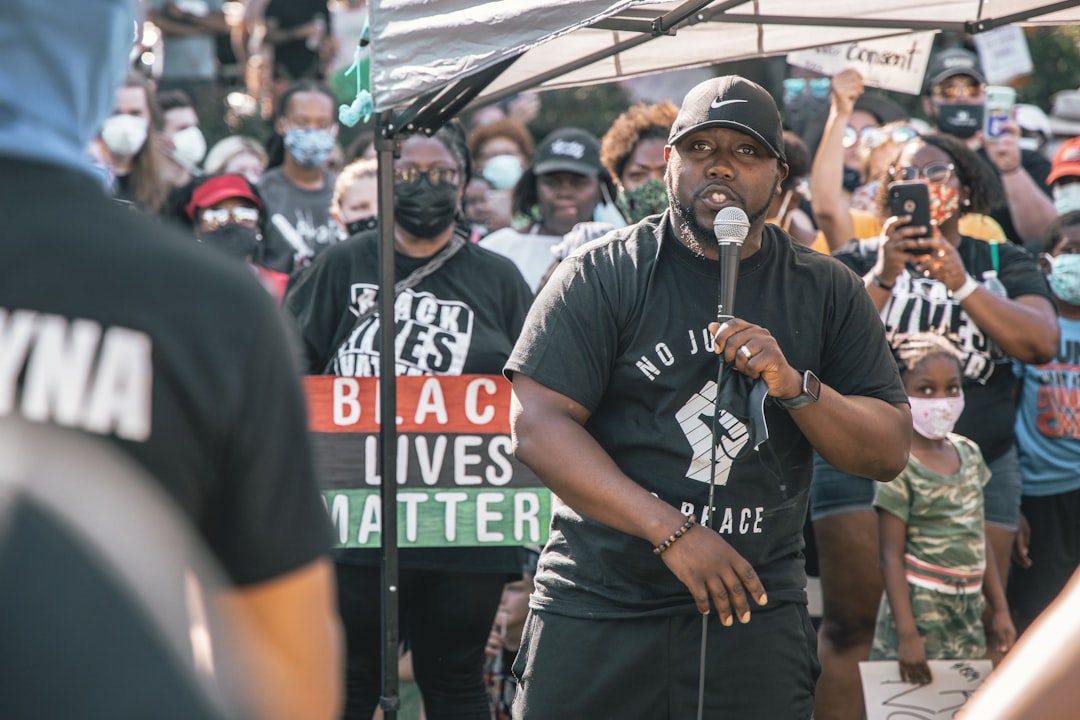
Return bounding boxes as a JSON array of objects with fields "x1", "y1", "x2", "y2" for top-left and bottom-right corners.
[
  {"x1": 100, "y1": 114, "x2": 149, "y2": 157},
  {"x1": 908, "y1": 395, "x2": 966, "y2": 440},
  {"x1": 1053, "y1": 183, "x2": 1080, "y2": 216},
  {"x1": 170, "y1": 125, "x2": 207, "y2": 170}
]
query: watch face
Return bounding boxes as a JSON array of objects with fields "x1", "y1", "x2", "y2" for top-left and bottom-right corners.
[{"x1": 805, "y1": 370, "x2": 821, "y2": 400}]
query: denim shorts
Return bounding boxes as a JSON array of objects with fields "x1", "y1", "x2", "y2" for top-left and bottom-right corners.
[{"x1": 809, "y1": 446, "x2": 1022, "y2": 530}]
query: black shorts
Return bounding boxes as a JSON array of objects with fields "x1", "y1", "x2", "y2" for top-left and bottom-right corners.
[
  {"x1": 511, "y1": 603, "x2": 819, "y2": 720},
  {"x1": 1008, "y1": 487, "x2": 1080, "y2": 628}
]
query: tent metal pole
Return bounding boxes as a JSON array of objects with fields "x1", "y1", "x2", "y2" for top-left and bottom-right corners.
[{"x1": 376, "y1": 109, "x2": 401, "y2": 720}]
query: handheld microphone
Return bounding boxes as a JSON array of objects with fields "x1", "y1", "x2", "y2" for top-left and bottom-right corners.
[{"x1": 713, "y1": 207, "x2": 750, "y2": 322}]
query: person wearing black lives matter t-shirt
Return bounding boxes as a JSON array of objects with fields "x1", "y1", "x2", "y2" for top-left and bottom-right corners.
[
  {"x1": 285, "y1": 121, "x2": 533, "y2": 720},
  {"x1": 505, "y1": 76, "x2": 910, "y2": 719},
  {"x1": 0, "y1": 2, "x2": 340, "y2": 719}
]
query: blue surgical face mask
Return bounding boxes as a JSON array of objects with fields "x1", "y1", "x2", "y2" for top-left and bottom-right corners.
[
  {"x1": 1053, "y1": 183, "x2": 1080, "y2": 216},
  {"x1": 482, "y1": 154, "x2": 524, "y2": 190},
  {"x1": 284, "y1": 126, "x2": 337, "y2": 169},
  {"x1": 1045, "y1": 253, "x2": 1080, "y2": 305}
]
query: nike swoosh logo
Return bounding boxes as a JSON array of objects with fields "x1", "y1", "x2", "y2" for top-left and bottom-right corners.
[{"x1": 711, "y1": 98, "x2": 748, "y2": 109}]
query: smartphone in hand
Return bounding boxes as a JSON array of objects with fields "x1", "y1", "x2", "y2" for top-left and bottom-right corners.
[{"x1": 888, "y1": 181, "x2": 931, "y2": 249}]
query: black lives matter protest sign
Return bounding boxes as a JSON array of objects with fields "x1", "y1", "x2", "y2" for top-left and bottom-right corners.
[{"x1": 305, "y1": 375, "x2": 550, "y2": 548}]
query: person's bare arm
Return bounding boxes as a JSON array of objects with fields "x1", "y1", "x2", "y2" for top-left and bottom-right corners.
[
  {"x1": 221, "y1": 558, "x2": 343, "y2": 720},
  {"x1": 915, "y1": 237, "x2": 1059, "y2": 364},
  {"x1": 510, "y1": 374, "x2": 768, "y2": 626},
  {"x1": 148, "y1": 5, "x2": 229, "y2": 37},
  {"x1": 810, "y1": 69, "x2": 862, "y2": 251},
  {"x1": 983, "y1": 124, "x2": 1057, "y2": 245},
  {"x1": 878, "y1": 509, "x2": 931, "y2": 685},
  {"x1": 981, "y1": 541, "x2": 1017, "y2": 660},
  {"x1": 710, "y1": 319, "x2": 911, "y2": 481}
]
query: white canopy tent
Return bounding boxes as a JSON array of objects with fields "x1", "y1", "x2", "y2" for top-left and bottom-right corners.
[{"x1": 367, "y1": 0, "x2": 1080, "y2": 117}]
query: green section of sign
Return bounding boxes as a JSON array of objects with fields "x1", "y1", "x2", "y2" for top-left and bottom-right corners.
[{"x1": 324, "y1": 487, "x2": 551, "y2": 548}]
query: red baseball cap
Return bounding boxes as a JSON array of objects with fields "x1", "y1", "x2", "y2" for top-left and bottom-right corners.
[
  {"x1": 1048, "y1": 136, "x2": 1080, "y2": 186},
  {"x1": 184, "y1": 174, "x2": 262, "y2": 220}
]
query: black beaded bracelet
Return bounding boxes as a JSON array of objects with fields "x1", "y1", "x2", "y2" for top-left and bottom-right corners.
[{"x1": 653, "y1": 514, "x2": 697, "y2": 556}]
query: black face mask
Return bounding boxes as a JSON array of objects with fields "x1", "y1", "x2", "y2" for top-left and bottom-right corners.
[
  {"x1": 346, "y1": 216, "x2": 378, "y2": 236},
  {"x1": 199, "y1": 225, "x2": 260, "y2": 261},
  {"x1": 842, "y1": 167, "x2": 862, "y2": 194},
  {"x1": 394, "y1": 176, "x2": 458, "y2": 239},
  {"x1": 935, "y1": 103, "x2": 983, "y2": 138}
]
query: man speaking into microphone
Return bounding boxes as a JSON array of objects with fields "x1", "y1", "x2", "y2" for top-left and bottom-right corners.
[{"x1": 505, "y1": 75, "x2": 910, "y2": 718}]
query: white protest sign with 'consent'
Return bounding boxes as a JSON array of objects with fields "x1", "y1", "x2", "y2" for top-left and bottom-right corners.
[{"x1": 786, "y1": 32, "x2": 936, "y2": 95}]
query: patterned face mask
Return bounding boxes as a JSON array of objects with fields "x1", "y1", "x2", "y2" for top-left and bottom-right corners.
[
  {"x1": 284, "y1": 126, "x2": 337, "y2": 169},
  {"x1": 908, "y1": 395, "x2": 965, "y2": 440},
  {"x1": 616, "y1": 178, "x2": 669, "y2": 224},
  {"x1": 927, "y1": 180, "x2": 960, "y2": 227}
]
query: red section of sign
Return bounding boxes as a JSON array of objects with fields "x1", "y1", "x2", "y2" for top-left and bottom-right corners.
[{"x1": 304, "y1": 374, "x2": 513, "y2": 433}]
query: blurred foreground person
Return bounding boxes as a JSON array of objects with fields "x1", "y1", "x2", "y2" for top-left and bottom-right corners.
[
  {"x1": 956, "y1": 566, "x2": 1080, "y2": 720},
  {"x1": 0, "y1": 1, "x2": 341, "y2": 718}
]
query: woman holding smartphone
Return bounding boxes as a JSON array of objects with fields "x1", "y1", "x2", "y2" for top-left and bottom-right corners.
[{"x1": 812, "y1": 132, "x2": 1058, "y2": 720}]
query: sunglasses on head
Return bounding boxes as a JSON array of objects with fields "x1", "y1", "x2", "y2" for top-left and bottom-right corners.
[{"x1": 856, "y1": 125, "x2": 920, "y2": 151}]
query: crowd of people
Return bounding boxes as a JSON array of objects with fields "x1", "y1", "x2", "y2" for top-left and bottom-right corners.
[{"x1": 4, "y1": 0, "x2": 1080, "y2": 718}]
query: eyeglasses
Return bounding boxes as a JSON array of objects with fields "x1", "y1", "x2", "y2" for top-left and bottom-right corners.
[
  {"x1": 889, "y1": 162, "x2": 955, "y2": 185},
  {"x1": 394, "y1": 166, "x2": 459, "y2": 186},
  {"x1": 933, "y1": 83, "x2": 984, "y2": 100},
  {"x1": 200, "y1": 206, "x2": 260, "y2": 230},
  {"x1": 851, "y1": 126, "x2": 920, "y2": 151}
]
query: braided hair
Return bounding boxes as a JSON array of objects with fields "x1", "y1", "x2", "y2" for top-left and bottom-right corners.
[{"x1": 888, "y1": 330, "x2": 964, "y2": 378}]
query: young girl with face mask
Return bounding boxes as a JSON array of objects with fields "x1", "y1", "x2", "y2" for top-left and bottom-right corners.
[{"x1": 869, "y1": 332, "x2": 1016, "y2": 685}]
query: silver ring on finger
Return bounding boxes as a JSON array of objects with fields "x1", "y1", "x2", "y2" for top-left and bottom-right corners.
[{"x1": 738, "y1": 344, "x2": 753, "y2": 361}]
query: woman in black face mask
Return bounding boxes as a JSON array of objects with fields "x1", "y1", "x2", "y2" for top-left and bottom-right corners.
[
  {"x1": 283, "y1": 120, "x2": 535, "y2": 720},
  {"x1": 181, "y1": 173, "x2": 290, "y2": 303}
]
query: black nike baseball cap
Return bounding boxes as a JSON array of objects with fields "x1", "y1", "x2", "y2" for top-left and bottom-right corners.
[{"x1": 668, "y1": 76, "x2": 786, "y2": 162}]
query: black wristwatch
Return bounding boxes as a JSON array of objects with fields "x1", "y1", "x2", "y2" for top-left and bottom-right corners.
[{"x1": 775, "y1": 370, "x2": 821, "y2": 410}]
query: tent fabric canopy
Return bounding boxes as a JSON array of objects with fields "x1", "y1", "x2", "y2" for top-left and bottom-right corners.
[{"x1": 368, "y1": 0, "x2": 1080, "y2": 112}]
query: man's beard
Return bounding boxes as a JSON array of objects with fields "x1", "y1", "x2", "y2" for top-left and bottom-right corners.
[{"x1": 667, "y1": 172, "x2": 775, "y2": 257}]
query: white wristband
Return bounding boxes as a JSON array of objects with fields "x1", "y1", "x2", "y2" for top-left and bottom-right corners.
[{"x1": 951, "y1": 274, "x2": 979, "y2": 302}]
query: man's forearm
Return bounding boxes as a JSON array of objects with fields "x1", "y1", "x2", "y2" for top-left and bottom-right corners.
[{"x1": 790, "y1": 389, "x2": 910, "y2": 481}]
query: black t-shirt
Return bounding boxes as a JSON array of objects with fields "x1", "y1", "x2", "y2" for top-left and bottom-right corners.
[
  {"x1": 833, "y1": 234, "x2": 1053, "y2": 462},
  {"x1": 0, "y1": 157, "x2": 332, "y2": 586},
  {"x1": 505, "y1": 213, "x2": 907, "y2": 618},
  {"x1": 284, "y1": 228, "x2": 535, "y2": 572}
]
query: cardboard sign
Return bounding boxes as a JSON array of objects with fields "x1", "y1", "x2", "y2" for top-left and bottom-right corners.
[
  {"x1": 786, "y1": 32, "x2": 936, "y2": 95},
  {"x1": 305, "y1": 375, "x2": 550, "y2": 548},
  {"x1": 973, "y1": 25, "x2": 1033, "y2": 84},
  {"x1": 859, "y1": 660, "x2": 993, "y2": 719}
]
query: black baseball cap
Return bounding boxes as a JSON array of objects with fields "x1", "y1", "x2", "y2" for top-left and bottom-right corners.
[
  {"x1": 925, "y1": 48, "x2": 986, "y2": 90},
  {"x1": 668, "y1": 76, "x2": 786, "y2": 162},
  {"x1": 532, "y1": 127, "x2": 603, "y2": 176}
]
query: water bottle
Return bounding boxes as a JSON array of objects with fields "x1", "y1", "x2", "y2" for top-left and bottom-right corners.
[{"x1": 981, "y1": 269, "x2": 1007, "y2": 297}]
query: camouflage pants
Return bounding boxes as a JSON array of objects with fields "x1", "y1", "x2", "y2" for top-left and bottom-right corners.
[{"x1": 869, "y1": 584, "x2": 986, "y2": 660}]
